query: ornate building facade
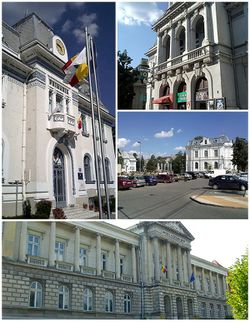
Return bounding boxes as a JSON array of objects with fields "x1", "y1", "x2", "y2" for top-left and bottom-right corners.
[
  {"x1": 186, "y1": 135, "x2": 234, "y2": 172},
  {"x1": 2, "y1": 221, "x2": 231, "y2": 319},
  {"x1": 2, "y1": 13, "x2": 115, "y2": 216},
  {"x1": 145, "y1": 2, "x2": 248, "y2": 110}
]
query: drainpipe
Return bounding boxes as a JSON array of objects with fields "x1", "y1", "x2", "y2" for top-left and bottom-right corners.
[{"x1": 22, "y1": 70, "x2": 33, "y2": 202}]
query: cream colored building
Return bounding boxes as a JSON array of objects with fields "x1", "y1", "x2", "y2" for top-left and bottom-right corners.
[
  {"x1": 2, "y1": 14, "x2": 115, "y2": 216},
  {"x1": 186, "y1": 135, "x2": 234, "y2": 172},
  {"x1": 2, "y1": 221, "x2": 231, "y2": 319},
  {"x1": 146, "y1": 2, "x2": 248, "y2": 110}
]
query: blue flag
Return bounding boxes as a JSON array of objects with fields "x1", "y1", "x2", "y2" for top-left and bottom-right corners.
[{"x1": 189, "y1": 272, "x2": 195, "y2": 283}]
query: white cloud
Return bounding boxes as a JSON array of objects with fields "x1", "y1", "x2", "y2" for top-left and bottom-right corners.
[
  {"x1": 62, "y1": 20, "x2": 72, "y2": 33},
  {"x1": 117, "y1": 138, "x2": 130, "y2": 148},
  {"x1": 128, "y1": 150, "x2": 138, "y2": 154},
  {"x1": 174, "y1": 146, "x2": 186, "y2": 151},
  {"x1": 176, "y1": 129, "x2": 183, "y2": 134},
  {"x1": 154, "y1": 128, "x2": 174, "y2": 138},
  {"x1": 132, "y1": 142, "x2": 141, "y2": 147},
  {"x1": 117, "y1": 2, "x2": 163, "y2": 26}
]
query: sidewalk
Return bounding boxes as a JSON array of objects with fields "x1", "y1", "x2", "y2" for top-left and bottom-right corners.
[{"x1": 191, "y1": 192, "x2": 248, "y2": 209}]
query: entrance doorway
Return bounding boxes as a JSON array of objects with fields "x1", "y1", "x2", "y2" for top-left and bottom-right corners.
[
  {"x1": 177, "y1": 82, "x2": 187, "y2": 109},
  {"x1": 53, "y1": 147, "x2": 66, "y2": 208},
  {"x1": 195, "y1": 77, "x2": 208, "y2": 109}
]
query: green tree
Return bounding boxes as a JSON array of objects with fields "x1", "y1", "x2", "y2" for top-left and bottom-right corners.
[
  {"x1": 118, "y1": 50, "x2": 139, "y2": 109},
  {"x1": 117, "y1": 149, "x2": 124, "y2": 167},
  {"x1": 226, "y1": 252, "x2": 248, "y2": 319},
  {"x1": 232, "y1": 137, "x2": 248, "y2": 171},
  {"x1": 146, "y1": 155, "x2": 157, "y2": 173},
  {"x1": 172, "y1": 152, "x2": 186, "y2": 173}
]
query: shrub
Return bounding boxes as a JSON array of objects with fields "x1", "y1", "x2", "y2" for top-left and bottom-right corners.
[
  {"x1": 52, "y1": 208, "x2": 67, "y2": 219},
  {"x1": 36, "y1": 199, "x2": 52, "y2": 218},
  {"x1": 23, "y1": 200, "x2": 31, "y2": 218}
]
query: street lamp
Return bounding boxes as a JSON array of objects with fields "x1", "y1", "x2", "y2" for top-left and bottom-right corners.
[{"x1": 137, "y1": 141, "x2": 142, "y2": 173}]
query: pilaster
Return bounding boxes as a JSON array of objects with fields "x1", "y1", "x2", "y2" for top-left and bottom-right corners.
[
  {"x1": 19, "y1": 221, "x2": 28, "y2": 262},
  {"x1": 96, "y1": 233, "x2": 101, "y2": 275},
  {"x1": 48, "y1": 222, "x2": 56, "y2": 266}
]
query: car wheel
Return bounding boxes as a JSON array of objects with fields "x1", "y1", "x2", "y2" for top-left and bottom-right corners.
[
  {"x1": 213, "y1": 184, "x2": 218, "y2": 190},
  {"x1": 240, "y1": 185, "x2": 246, "y2": 191}
]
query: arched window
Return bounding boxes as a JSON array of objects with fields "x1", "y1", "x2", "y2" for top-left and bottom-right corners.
[
  {"x1": 29, "y1": 281, "x2": 42, "y2": 308},
  {"x1": 58, "y1": 285, "x2": 69, "y2": 310},
  {"x1": 214, "y1": 161, "x2": 219, "y2": 169},
  {"x1": 195, "y1": 17, "x2": 204, "y2": 48},
  {"x1": 179, "y1": 28, "x2": 186, "y2": 55},
  {"x1": 124, "y1": 293, "x2": 131, "y2": 313},
  {"x1": 84, "y1": 155, "x2": 92, "y2": 182},
  {"x1": 176, "y1": 297, "x2": 183, "y2": 319},
  {"x1": 105, "y1": 291, "x2": 113, "y2": 312},
  {"x1": 83, "y1": 288, "x2": 93, "y2": 311},
  {"x1": 164, "y1": 36, "x2": 170, "y2": 61},
  {"x1": 195, "y1": 162, "x2": 199, "y2": 170},
  {"x1": 105, "y1": 158, "x2": 111, "y2": 182},
  {"x1": 98, "y1": 156, "x2": 103, "y2": 181},
  {"x1": 195, "y1": 77, "x2": 208, "y2": 109},
  {"x1": 187, "y1": 299, "x2": 194, "y2": 319},
  {"x1": 164, "y1": 295, "x2": 172, "y2": 318}
]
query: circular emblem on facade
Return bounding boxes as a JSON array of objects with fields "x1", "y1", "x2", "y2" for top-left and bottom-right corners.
[{"x1": 56, "y1": 39, "x2": 65, "y2": 55}]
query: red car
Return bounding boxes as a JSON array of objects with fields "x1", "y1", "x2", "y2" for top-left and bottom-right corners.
[
  {"x1": 118, "y1": 176, "x2": 133, "y2": 190},
  {"x1": 156, "y1": 174, "x2": 173, "y2": 183}
]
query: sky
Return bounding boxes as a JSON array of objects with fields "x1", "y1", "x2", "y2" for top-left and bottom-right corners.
[
  {"x1": 2, "y1": 2, "x2": 115, "y2": 116},
  {"x1": 109, "y1": 219, "x2": 248, "y2": 269},
  {"x1": 118, "y1": 112, "x2": 248, "y2": 158},
  {"x1": 118, "y1": 2, "x2": 168, "y2": 67}
]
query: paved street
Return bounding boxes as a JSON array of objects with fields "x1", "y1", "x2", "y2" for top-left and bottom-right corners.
[{"x1": 118, "y1": 178, "x2": 248, "y2": 219}]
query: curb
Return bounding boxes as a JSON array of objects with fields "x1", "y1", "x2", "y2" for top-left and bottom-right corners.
[{"x1": 190, "y1": 196, "x2": 248, "y2": 209}]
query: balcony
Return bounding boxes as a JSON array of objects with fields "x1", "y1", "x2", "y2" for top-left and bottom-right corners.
[
  {"x1": 47, "y1": 113, "x2": 76, "y2": 136},
  {"x1": 80, "y1": 265, "x2": 96, "y2": 276},
  {"x1": 26, "y1": 255, "x2": 48, "y2": 267},
  {"x1": 156, "y1": 44, "x2": 214, "y2": 75},
  {"x1": 102, "y1": 270, "x2": 115, "y2": 279},
  {"x1": 55, "y1": 260, "x2": 74, "y2": 272},
  {"x1": 121, "y1": 274, "x2": 133, "y2": 282}
]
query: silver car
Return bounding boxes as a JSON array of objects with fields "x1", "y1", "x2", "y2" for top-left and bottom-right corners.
[{"x1": 129, "y1": 176, "x2": 146, "y2": 188}]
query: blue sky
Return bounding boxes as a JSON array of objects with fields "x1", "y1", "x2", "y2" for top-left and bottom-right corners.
[
  {"x1": 2, "y1": 2, "x2": 115, "y2": 116},
  {"x1": 118, "y1": 2, "x2": 168, "y2": 67},
  {"x1": 118, "y1": 112, "x2": 248, "y2": 157}
]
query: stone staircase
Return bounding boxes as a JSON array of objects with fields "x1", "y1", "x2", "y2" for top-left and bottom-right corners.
[{"x1": 50, "y1": 205, "x2": 98, "y2": 219}]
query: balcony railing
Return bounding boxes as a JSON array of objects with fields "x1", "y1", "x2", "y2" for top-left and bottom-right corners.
[
  {"x1": 80, "y1": 265, "x2": 96, "y2": 276},
  {"x1": 55, "y1": 260, "x2": 74, "y2": 272},
  {"x1": 156, "y1": 44, "x2": 213, "y2": 74},
  {"x1": 47, "y1": 113, "x2": 76, "y2": 134},
  {"x1": 26, "y1": 255, "x2": 48, "y2": 267},
  {"x1": 102, "y1": 270, "x2": 116, "y2": 279},
  {"x1": 121, "y1": 274, "x2": 133, "y2": 282}
]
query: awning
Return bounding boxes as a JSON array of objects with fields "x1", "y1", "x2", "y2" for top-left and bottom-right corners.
[{"x1": 153, "y1": 96, "x2": 172, "y2": 104}]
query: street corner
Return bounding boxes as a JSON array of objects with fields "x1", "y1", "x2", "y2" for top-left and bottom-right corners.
[{"x1": 190, "y1": 191, "x2": 248, "y2": 209}]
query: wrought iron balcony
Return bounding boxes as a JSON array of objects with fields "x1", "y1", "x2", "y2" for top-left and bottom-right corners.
[
  {"x1": 156, "y1": 44, "x2": 214, "y2": 75},
  {"x1": 47, "y1": 113, "x2": 76, "y2": 135}
]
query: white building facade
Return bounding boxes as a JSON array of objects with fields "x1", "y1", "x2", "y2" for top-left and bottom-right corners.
[
  {"x1": 146, "y1": 2, "x2": 248, "y2": 110},
  {"x1": 2, "y1": 14, "x2": 115, "y2": 216},
  {"x1": 120, "y1": 151, "x2": 137, "y2": 174},
  {"x1": 186, "y1": 135, "x2": 234, "y2": 172},
  {"x1": 2, "y1": 221, "x2": 231, "y2": 319}
]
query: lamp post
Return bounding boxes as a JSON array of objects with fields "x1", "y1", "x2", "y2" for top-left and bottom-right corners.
[{"x1": 138, "y1": 141, "x2": 142, "y2": 173}]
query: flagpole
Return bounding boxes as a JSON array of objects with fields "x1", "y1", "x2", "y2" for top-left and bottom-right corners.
[
  {"x1": 85, "y1": 27, "x2": 103, "y2": 219},
  {"x1": 90, "y1": 36, "x2": 111, "y2": 219}
]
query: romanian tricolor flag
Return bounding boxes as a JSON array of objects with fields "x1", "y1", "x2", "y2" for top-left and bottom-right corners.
[
  {"x1": 62, "y1": 47, "x2": 88, "y2": 87},
  {"x1": 161, "y1": 264, "x2": 167, "y2": 273},
  {"x1": 77, "y1": 114, "x2": 82, "y2": 130}
]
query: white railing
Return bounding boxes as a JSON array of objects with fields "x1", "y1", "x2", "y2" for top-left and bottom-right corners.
[
  {"x1": 121, "y1": 274, "x2": 133, "y2": 282},
  {"x1": 55, "y1": 261, "x2": 74, "y2": 272},
  {"x1": 102, "y1": 270, "x2": 116, "y2": 279},
  {"x1": 80, "y1": 266, "x2": 96, "y2": 276},
  {"x1": 26, "y1": 255, "x2": 48, "y2": 267},
  {"x1": 156, "y1": 44, "x2": 213, "y2": 73},
  {"x1": 47, "y1": 113, "x2": 76, "y2": 134}
]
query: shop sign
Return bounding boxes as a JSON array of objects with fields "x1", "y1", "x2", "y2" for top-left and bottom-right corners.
[
  {"x1": 177, "y1": 91, "x2": 187, "y2": 103},
  {"x1": 215, "y1": 98, "x2": 226, "y2": 110},
  {"x1": 196, "y1": 90, "x2": 208, "y2": 101}
]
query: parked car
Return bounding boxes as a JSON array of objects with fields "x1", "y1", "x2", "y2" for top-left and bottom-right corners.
[
  {"x1": 144, "y1": 175, "x2": 158, "y2": 186},
  {"x1": 156, "y1": 174, "x2": 173, "y2": 183},
  {"x1": 186, "y1": 171, "x2": 198, "y2": 179},
  {"x1": 118, "y1": 176, "x2": 133, "y2": 190},
  {"x1": 208, "y1": 175, "x2": 248, "y2": 191},
  {"x1": 184, "y1": 173, "x2": 192, "y2": 181},
  {"x1": 128, "y1": 176, "x2": 146, "y2": 188},
  {"x1": 173, "y1": 174, "x2": 181, "y2": 182},
  {"x1": 238, "y1": 172, "x2": 248, "y2": 181}
]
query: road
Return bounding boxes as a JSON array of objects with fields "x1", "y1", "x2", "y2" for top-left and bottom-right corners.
[{"x1": 118, "y1": 178, "x2": 248, "y2": 219}]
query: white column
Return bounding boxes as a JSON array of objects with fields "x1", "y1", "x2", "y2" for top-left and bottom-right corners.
[
  {"x1": 184, "y1": 16, "x2": 191, "y2": 53},
  {"x1": 19, "y1": 221, "x2": 28, "y2": 261},
  {"x1": 132, "y1": 245, "x2": 137, "y2": 283},
  {"x1": 52, "y1": 90, "x2": 57, "y2": 113},
  {"x1": 177, "y1": 246, "x2": 183, "y2": 284},
  {"x1": 115, "y1": 239, "x2": 120, "y2": 279},
  {"x1": 74, "y1": 227, "x2": 80, "y2": 272},
  {"x1": 169, "y1": 27, "x2": 175, "y2": 59},
  {"x1": 49, "y1": 222, "x2": 56, "y2": 266},
  {"x1": 96, "y1": 234, "x2": 101, "y2": 275},
  {"x1": 187, "y1": 250, "x2": 192, "y2": 281},
  {"x1": 209, "y1": 271, "x2": 214, "y2": 294},
  {"x1": 157, "y1": 32, "x2": 163, "y2": 65},
  {"x1": 183, "y1": 251, "x2": 188, "y2": 282},
  {"x1": 202, "y1": 268, "x2": 207, "y2": 293},
  {"x1": 203, "y1": 3, "x2": 213, "y2": 45},
  {"x1": 141, "y1": 234, "x2": 149, "y2": 283},
  {"x1": 166, "y1": 241, "x2": 173, "y2": 284},
  {"x1": 193, "y1": 265, "x2": 198, "y2": 290},
  {"x1": 216, "y1": 273, "x2": 221, "y2": 296},
  {"x1": 153, "y1": 237, "x2": 160, "y2": 282},
  {"x1": 222, "y1": 275, "x2": 227, "y2": 296}
]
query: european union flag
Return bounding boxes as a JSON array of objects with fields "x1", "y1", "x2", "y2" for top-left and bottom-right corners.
[{"x1": 189, "y1": 272, "x2": 195, "y2": 283}]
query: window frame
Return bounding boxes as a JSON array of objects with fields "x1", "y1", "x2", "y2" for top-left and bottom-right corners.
[
  {"x1": 83, "y1": 288, "x2": 93, "y2": 312},
  {"x1": 29, "y1": 281, "x2": 43, "y2": 308},
  {"x1": 27, "y1": 234, "x2": 40, "y2": 257},
  {"x1": 58, "y1": 285, "x2": 70, "y2": 310}
]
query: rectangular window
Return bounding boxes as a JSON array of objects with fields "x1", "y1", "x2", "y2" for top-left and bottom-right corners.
[
  {"x1": 201, "y1": 302, "x2": 206, "y2": 318},
  {"x1": 27, "y1": 234, "x2": 40, "y2": 256},
  {"x1": 120, "y1": 257, "x2": 124, "y2": 275},
  {"x1": 214, "y1": 150, "x2": 218, "y2": 157},
  {"x1": 204, "y1": 150, "x2": 208, "y2": 157},
  {"x1": 195, "y1": 151, "x2": 198, "y2": 158},
  {"x1": 56, "y1": 95, "x2": 63, "y2": 112},
  {"x1": 199, "y1": 275, "x2": 203, "y2": 291},
  {"x1": 80, "y1": 248, "x2": 87, "y2": 266},
  {"x1": 55, "y1": 241, "x2": 65, "y2": 261}
]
